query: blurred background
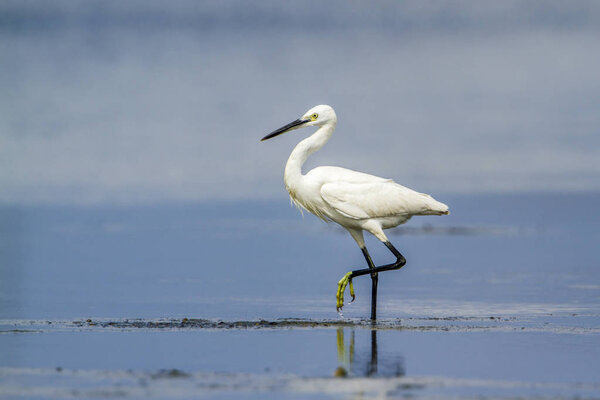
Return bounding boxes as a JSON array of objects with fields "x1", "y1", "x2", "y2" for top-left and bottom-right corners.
[
  {"x1": 0, "y1": 1, "x2": 599, "y2": 320},
  {"x1": 1, "y1": 0, "x2": 599, "y2": 204}
]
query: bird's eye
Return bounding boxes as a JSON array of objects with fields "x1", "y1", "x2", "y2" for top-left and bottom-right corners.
[{"x1": 311, "y1": 113, "x2": 319, "y2": 121}]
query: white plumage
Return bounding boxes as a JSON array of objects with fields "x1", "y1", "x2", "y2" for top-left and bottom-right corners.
[{"x1": 262, "y1": 104, "x2": 448, "y2": 317}]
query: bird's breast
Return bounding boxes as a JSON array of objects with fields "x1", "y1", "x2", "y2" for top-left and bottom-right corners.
[{"x1": 286, "y1": 180, "x2": 331, "y2": 222}]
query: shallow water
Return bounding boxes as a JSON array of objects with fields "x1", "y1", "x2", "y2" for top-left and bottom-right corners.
[
  {"x1": 1, "y1": 316, "x2": 600, "y2": 398},
  {"x1": 1, "y1": 193, "x2": 600, "y2": 398}
]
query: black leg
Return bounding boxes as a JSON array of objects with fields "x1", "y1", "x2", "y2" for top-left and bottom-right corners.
[
  {"x1": 351, "y1": 241, "x2": 406, "y2": 279},
  {"x1": 360, "y1": 247, "x2": 378, "y2": 320},
  {"x1": 351, "y1": 241, "x2": 407, "y2": 320}
]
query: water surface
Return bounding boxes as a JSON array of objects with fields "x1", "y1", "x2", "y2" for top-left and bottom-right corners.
[{"x1": 1, "y1": 193, "x2": 599, "y2": 398}]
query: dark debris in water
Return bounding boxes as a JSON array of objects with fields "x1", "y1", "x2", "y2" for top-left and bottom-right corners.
[
  {"x1": 151, "y1": 368, "x2": 191, "y2": 379},
  {"x1": 4, "y1": 314, "x2": 597, "y2": 334},
  {"x1": 72, "y1": 318, "x2": 385, "y2": 330},
  {"x1": 0, "y1": 329, "x2": 43, "y2": 334},
  {"x1": 67, "y1": 317, "x2": 515, "y2": 332}
]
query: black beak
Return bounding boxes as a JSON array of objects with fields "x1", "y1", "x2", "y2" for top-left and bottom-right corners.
[{"x1": 261, "y1": 118, "x2": 309, "y2": 141}]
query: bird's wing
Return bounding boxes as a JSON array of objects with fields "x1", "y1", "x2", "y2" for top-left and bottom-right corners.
[{"x1": 320, "y1": 181, "x2": 442, "y2": 220}]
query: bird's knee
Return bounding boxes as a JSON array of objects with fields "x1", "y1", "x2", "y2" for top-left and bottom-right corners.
[{"x1": 395, "y1": 256, "x2": 406, "y2": 268}]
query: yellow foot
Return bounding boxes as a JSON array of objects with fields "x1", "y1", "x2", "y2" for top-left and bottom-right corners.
[{"x1": 336, "y1": 272, "x2": 355, "y2": 312}]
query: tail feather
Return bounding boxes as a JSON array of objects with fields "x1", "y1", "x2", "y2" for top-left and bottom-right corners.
[{"x1": 418, "y1": 193, "x2": 450, "y2": 216}]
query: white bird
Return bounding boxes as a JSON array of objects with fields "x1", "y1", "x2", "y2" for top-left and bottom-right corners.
[{"x1": 261, "y1": 105, "x2": 449, "y2": 319}]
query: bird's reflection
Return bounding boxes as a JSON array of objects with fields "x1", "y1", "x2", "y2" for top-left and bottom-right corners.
[
  {"x1": 367, "y1": 329, "x2": 378, "y2": 376},
  {"x1": 336, "y1": 327, "x2": 405, "y2": 377}
]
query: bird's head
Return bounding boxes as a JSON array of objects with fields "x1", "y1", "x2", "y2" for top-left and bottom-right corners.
[{"x1": 261, "y1": 105, "x2": 337, "y2": 141}]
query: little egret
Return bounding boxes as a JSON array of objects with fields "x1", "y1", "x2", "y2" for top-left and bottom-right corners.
[{"x1": 261, "y1": 105, "x2": 449, "y2": 320}]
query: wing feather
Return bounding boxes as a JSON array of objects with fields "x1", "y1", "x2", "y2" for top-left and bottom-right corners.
[{"x1": 320, "y1": 181, "x2": 446, "y2": 220}]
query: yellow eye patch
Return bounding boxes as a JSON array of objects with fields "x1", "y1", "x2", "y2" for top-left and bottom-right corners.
[{"x1": 310, "y1": 113, "x2": 318, "y2": 121}]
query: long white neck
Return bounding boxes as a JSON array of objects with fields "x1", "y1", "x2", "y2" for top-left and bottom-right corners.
[{"x1": 284, "y1": 121, "x2": 336, "y2": 191}]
